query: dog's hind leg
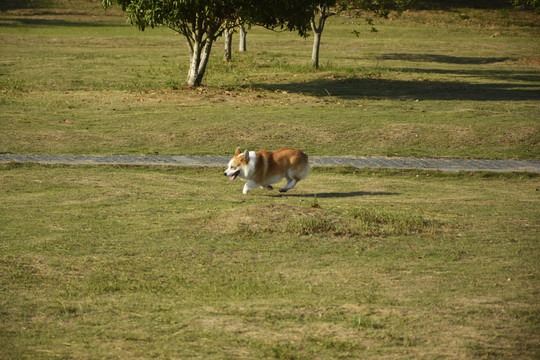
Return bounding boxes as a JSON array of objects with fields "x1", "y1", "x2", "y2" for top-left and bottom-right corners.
[
  {"x1": 279, "y1": 176, "x2": 297, "y2": 193},
  {"x1": 279, "y1": 164, "x2": 309, "y2": 193}
]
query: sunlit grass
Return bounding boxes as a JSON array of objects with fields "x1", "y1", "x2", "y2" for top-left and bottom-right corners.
[
  {"x1": 0, "y1": 4, "x2": 538, "y2": 158},
  {"x1": 0, "y1": 3, "x2": 539, "y2": 357},
  {"x1": 0, "y1": 164, "x2": 538, "y2": 359}
]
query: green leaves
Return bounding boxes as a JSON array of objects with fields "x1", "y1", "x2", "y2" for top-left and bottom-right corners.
[
  {"x1": 511, "y1": 0, "x2": 540, "y2": 12},
  {"x1": 101, "y1": 0, "x2": 321, "y2": 86}
]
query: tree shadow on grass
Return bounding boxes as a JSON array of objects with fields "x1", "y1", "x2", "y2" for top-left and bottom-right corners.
[
  {"x1": 0, "y1": 17, "x2": 126, "y2": 28},
  {"x1": 0, "y1": 0, "x2": 38, "y2": 11},
  {"x1": 253, "y1": 76, "x2": 540, "y2": 101},
  {"x1": 399, "y1": 68, "x2": 540, "y2": 83},
  {"x1": 253, "y1": 53, "x2": 540, "y2": 101},
  {"x1": 378, "y1": 53, "x2": 513, "y2": 65},
  {"x1": 272, "y1": 191, "x2": 400, "y2": 198}
]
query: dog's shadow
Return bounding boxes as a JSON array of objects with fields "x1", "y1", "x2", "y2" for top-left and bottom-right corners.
[{"x1": 271, "y1": 191, "x2": 399, "y2": 198}]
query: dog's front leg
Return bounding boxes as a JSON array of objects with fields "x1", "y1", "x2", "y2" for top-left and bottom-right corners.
[{"x1": 243, "y1": 180, "x2": 258, "y2": 195}]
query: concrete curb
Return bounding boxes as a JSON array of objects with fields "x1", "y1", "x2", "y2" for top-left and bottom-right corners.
[{"x1": 1, "y1": 154, "x2": 539, "y2": 173}]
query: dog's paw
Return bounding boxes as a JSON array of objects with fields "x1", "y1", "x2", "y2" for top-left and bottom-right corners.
[
  {"x1": 279, "y1": 188, "x2": 288, "y2": 193},
  {"x1": 266, "y1": 186, "x2": 274, "y2": 191}
]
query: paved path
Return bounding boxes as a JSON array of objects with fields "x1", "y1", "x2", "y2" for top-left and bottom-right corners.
[{"x1": 1, "y1": 154, "x2": 539, "y2": 173}]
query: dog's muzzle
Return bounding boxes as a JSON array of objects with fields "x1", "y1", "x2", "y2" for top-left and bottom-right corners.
[{"x1": 225, "y1": 170, "x2": 240, "y2": 181}]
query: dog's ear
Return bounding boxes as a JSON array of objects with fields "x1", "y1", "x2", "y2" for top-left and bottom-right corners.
[
  {"x1": 234, "y1": 147, "x2": 241, "y2": 157},
  {"x1": 243, "y1": 150, "x2": 250, "y2": 163}
]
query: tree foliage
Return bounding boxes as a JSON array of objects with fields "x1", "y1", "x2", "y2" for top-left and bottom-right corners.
[
  {"x1": 352, "y1": 0, "x2": 412, "y2": 17},
  {"x1": 511, "y1": 0, "x2": 540, "y2": 12},
  {"x1": 309, "y1": 0, "x2": 413, "y2": 68},
  {"x1": 102, "y1": 0, "x2": 314, "y2": 87}
]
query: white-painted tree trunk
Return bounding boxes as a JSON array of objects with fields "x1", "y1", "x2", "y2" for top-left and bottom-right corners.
[
  {"x1": 239, "y1": 26, "x2": 247, "y2": 52},
  {"x1": 310, "y1": 5, "x2": 331, "y2": 69},
  {"x1": 223, "y1": 29, "x2": 233, "y2": 62},
  {"x1": 311, "y1": 31, "x2": 322, "y2": 69},
  {"x1": 186, "y1": 37, "x2": 215, "y2": 87},
  {"x1": 195, "y1": 39, "x2": 213, "y2": 86},
  {"x1": 186, "y1": 37, "x2": 202, "y2": 87}
]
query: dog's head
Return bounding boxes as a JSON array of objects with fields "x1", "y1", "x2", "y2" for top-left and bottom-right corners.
[{"x1": 224, "y1": 147, "x2": 250, "y2": 181}]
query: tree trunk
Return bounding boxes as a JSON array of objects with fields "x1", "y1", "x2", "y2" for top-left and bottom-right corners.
[
  {"x1": 223, "y1": 29, "x2": 233, "y2": 62},
  {"x1": 310, "y1": 6, "x2": 330, "y2": 69},
  {"x1": 186, "y1": 35, "x2": 214, "y2": 88},
  {"x1": 311, "y1": 30, "x2": 321, "y2": 69},
  {"x1": 186, "y1": 37, "x2": 203, "y2": 87},
  {"x1": 195, "y1": 38, "x2": 213, "y2": 86},
  {"x1": 239, "y1": 26, "x2": 247, "y2": 52}
]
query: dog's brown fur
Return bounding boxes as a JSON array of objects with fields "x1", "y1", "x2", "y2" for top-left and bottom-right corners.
[{"x1": 224, "y1": 147, "x2": 310, "y2": 194}]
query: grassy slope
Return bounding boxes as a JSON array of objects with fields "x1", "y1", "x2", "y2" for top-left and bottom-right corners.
[
  {"x1": 0, "y1": 6, "x2": 538, "y2": 158},
  {"x1": 0, "y1": 164, "x2": 539, "y2": 359}
]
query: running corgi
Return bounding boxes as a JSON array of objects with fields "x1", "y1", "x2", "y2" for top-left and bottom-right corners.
[{"x1": 224, "y1": 147, "x2": 310, "y2": 194}]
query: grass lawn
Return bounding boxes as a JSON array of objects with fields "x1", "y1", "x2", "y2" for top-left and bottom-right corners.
[
  {"x1": 0, "y1": 1, "x2": 539, "y2": 359},
  {"x1": 0, "y1": 163, "x2": 539, "y2": 359},
  {"x1": 0, "y1": 2, "x2": 538, "y2": 158}
]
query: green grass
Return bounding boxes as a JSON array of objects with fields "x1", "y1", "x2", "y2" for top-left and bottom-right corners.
[
  {"x1": 0, "y1": 164, "x2": 538, "y2": 359},
  {"x1": 0, "y1": 2, "x2": 539, "y2": 359},
  {"x1": 0, "y1": 3, "x2": 539, "y2": 158}
]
